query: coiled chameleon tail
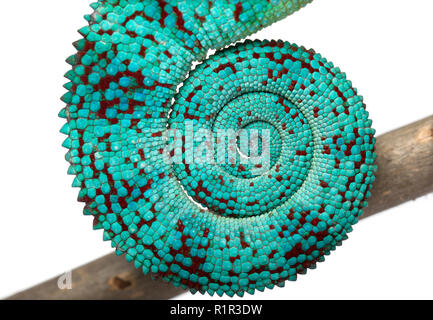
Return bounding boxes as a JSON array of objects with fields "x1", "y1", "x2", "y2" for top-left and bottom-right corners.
[{"x1": 60, "y1": 0, "x2": 376, "y2": 297}]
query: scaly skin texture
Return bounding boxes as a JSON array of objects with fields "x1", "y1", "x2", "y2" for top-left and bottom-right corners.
[{"x1": 60, "y1": 0, "x2": 376, "y2": 297}]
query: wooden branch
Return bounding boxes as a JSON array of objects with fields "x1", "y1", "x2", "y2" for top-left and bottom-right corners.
[
  {"x1": 7, "y1": 253, "x2": 186, "y2": 300},
  {"x1": 7, "y1": 116, "x2": 433, "y2": 300},
  {"x1": 361, "y1": 115, "x2": 433, "y2": 219}
]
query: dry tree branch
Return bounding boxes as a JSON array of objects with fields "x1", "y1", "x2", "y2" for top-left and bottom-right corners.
[{"x1": 7, "y1": 115, "x2": 433, "y2": 300}]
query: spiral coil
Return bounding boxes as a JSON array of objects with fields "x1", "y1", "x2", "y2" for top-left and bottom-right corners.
[{"x1": 60, "y1": 0, "x2": 376, "y2": 296}]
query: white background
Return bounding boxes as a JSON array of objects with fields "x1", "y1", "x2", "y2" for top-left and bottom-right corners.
[{"x1": 0, "y1": 0, "x2": 432, "y2": 299}]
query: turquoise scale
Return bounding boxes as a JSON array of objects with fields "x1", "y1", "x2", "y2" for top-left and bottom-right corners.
[{"x1": 60, "y1": 0, "x2": 376, "y2": 297}]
